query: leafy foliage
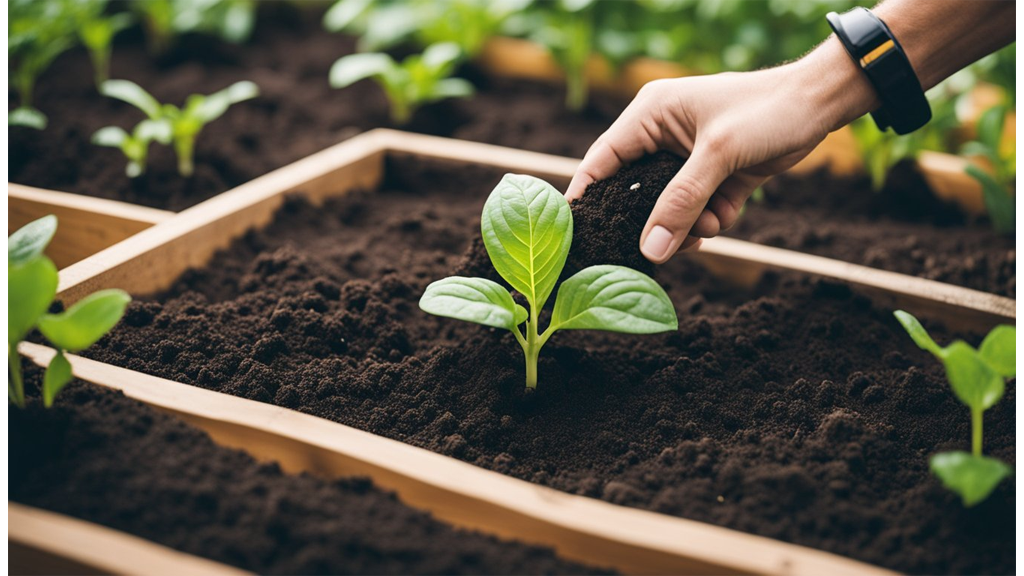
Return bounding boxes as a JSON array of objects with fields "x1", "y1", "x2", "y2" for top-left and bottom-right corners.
[
  {"x1": 894, "y1": 310, "x2": 1015, "y2": 506},
  {"x1": 132, "y1": 0, "x2": 256, "y2": 55},
  {"x1": 961, "y1": 105, "x2": 1015, "y2": 233},
  {"x1": 330, "y1": 42, "x2": 473, "y2": 125},
  {"x1": 67, "y1": 0, "x2": 134, "y2": 88},
  {"x1": 98, "y1": 79, "x2": 259, "y2": 177},
  {"x1": 8, "y1": 216, "x2": 131, "y2": 408},
  {"x1": 420, "y1": 174, "x2": 677, "y2": 389},
  {"x1": 8, "y1": 0, "x2": 78, "y2": 128}
]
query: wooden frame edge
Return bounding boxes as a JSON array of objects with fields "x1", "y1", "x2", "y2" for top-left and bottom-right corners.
[
  {"x1": 18, "y1": 343, "x2": 896, "y2": 576},
  {"x1": 8, "y1": 183, "x2": 174, "y2": 269},
  {"x1": 9, "y1": 502, "x2": 251, "y2": 576}
]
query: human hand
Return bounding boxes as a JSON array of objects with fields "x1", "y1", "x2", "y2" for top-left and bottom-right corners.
[{"x1": 565, "y1": 39, "x2": 874, "y2": 264}]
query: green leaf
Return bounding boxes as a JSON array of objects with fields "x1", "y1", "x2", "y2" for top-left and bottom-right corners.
[
  {"x1": 101, "y1": 80, "x2": 162, "y2": 119},
  {"x1": 323, "y1": 0, "x2": 373, "y2": 32},
  {"x1": 975, "y1": 105, "x2": 1006, "y2": 153},
  {"x1": 193, "y1": 80, "x2": 259, "y2": 122},
  {"x1": 8, "y1": 107, "x2": 47, "y2": 129},
  {"x1": 431, "y1": 78, "x2": 475, "y2": 100},
  {"x1": 481, "y1": 174, "x2": 572, "y2": 310},
  {"x1": 421, "y1": 42, "x2": 463, "y2": 69},
  {"x1": 43, "y1": 350, "x2": 73, "y2": 408},
  {"x1": 941, "y1": 341, "x2": 1005, "y2": 411},
  {"x1": 330, "y1": 53, "x2": 396, "y2": 88},
  {"x1": 37, "y1": 289, "x2": 131, "y2": 352},
  {"x1": 551, "y1": 265, "x2": 678, "y2": 333},
  {"x1": 965, "y1": 164, "x2": 1015, "y2": 233},
  {"x1": 92, "y1": 126, "x2": 129, "y2": 148},
  {"x1": 420, "y1": 276, "x2": 527, "y2": 330},
  {"x1": 9, "y1": 214, "x2": 57, "y2": 265},
  {"x1": 978, "y1": 325, "x2": 1016, "y2": 378},
  {"x1": 930, "y1": 451, "x2": 1012, "y2": 507},
  {"x1": 893, "y1": 310, "x2": 942, "y2": 355},
  {"x1": 135, "y1": 118, "x2": 173, "y2": 144},
  {"x1": 8, "y1": 256, "x2": 58, "y2": 348}
]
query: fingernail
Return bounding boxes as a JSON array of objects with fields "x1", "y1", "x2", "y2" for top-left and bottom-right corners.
[{"x1": 641, "y1": 225, "x2": 674, "y2": 261}]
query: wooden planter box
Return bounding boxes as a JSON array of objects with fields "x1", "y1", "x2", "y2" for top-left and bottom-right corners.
[
  {"x1": 11, "y1": 130, "x2": 1013, "y2": 575},
  {"x1": 8, "y1": 184, "x2": 172, "y2": 269}
]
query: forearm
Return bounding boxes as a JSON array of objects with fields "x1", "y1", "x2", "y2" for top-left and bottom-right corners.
[{"x1": 793, "y1": 0, "x2": 1015, "y2": 134}]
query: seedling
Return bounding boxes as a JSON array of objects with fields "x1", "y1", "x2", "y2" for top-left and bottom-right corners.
[
  {"x1": 528, "y1": 0, "x2": 597, "y2": 112},
  {"x1": 69, "y1": 0, "x2": 134, "y2": 88},
  {"x1": 133, "y1": 0, "x2": 256, "y2": 55},
  {"x1": 92, "y1": 119, "x2": 173, "y2": 178},
  {"x1": 894, "y1": 310, "x2": 1015, "y2": 506},
  {"x1": 420, "y1": 174, "x2": 678, "y2": 390},
  {"x1": 961, "y1": 104, "x2": 1015, "y2": 233},
  {"x1": 8, "y1": 0, "x2": 77, "y2": 129},
  {"x1": 99, "y1": 79, "x2": 259, "y2": 177},
  {"x1": 330, "y1": 42, "x2": 474, "y2": 125},
  {"x1": 9, "y1": 216, "x2": 131, "y2": 409}
]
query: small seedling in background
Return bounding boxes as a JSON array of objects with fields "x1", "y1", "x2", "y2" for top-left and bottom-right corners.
[
  {"x1": 960, "y1": 104, "x2": 1015, "y2": 233},
  {"x1": 92, "y1": 119, "x2": 173, "y2": 178},
  {"x1": 9, "y1": 216, "x2": 131, "y2": 409},
  {"x1": 99, "y1": 79, "x2": 259, "y2": 177},
  {"x1": 330, "y1": 42, "x2": 474, "y2": 125},
  {"x1": 132, "y1": 0, "x2": 256, "y2": 55},
  {"x1": 420, "y1": 174, "x2": 678, "y2": 390},
  {"x1": 894, "y1": 310, "x2": 1015, "y2": 506},
  {"x1": 69, "y1": 0, "x2": 134, "y2": 88},
  {"x1": 528, "y1": 0, "x2": 597, "y2": 112},
  {"x1": 8, "y1": 0, "x2": 78, "y2": 129}
]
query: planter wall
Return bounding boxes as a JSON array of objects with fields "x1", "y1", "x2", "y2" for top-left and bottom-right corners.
[
  {"x1": 9, "y1": 503, "x2": 248, "y2": 576},
  {"x1": 13, "y1": 130, "x2": 1013, "y2": 575}
]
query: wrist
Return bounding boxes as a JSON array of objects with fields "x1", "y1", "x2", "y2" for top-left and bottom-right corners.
[{"x1": 794, "y1": 36, "x2": 880, "y2": 134}]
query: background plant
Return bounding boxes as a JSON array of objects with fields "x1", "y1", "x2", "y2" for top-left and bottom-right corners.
[
  {"x1": 99, "y1": 79, "x2": 259, "y2": 177},
  {"x1": 330, "y1": 42, "x2": 473, "y2": 125},
  {"x1": 960, "y1": 104, "x2": 1015, "y2": 233},
  {"x1": 68, "y1": 0, "x2": 134, "y2": 88},
  {"x1": 132, "y1": 0, "x2": 256, "y2": 55},
  {"x1": 91, "y1": 118, "x2": 173, "y2": 178},
  {"x1": 894, "y1": 310, "x2": 1015, "y2": 506},
  {"x1": 9, "y1": 216, "x2": 131, "y2": 409},
  {"x1": 420, "y1": 174, "x2": 678, "y2": 390},
  {"x1": 8, "y1": 0, "x2": 78, "y2": 129}
]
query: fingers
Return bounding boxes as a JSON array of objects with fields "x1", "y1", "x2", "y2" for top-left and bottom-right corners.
[
  {"x1": 565, "y1": 139, "x2": 627, "y2": 201},
  {"x1": 639, "y1": 147, "x2": 729, "y2": 264},
  {"x1": 690, "y1": 172, "x2": 765, "y2": 237}
]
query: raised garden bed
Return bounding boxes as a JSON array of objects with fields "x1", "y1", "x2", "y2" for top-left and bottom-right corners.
[
  {"x1": 10, "y1": 369, "x2": 606, "y2": 575},
  {"x1": 32, "y1": 131, "x2": 1014, "y2": 575}
]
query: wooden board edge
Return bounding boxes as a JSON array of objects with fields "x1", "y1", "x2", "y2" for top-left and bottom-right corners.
[
  {"x1": 9, "y1": 183, "x2": 173, "y2": 225},
  {"x1": 8, "y1": 502, "x2": 251, "y2": 576},
  {"x1": 17, "y1": 343, "x2": 896, "y2": 576}
]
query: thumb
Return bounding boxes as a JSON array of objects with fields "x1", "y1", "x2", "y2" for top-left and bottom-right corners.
[{"x1": 640, "y1": 148, "x2": 730, "y2": 264}]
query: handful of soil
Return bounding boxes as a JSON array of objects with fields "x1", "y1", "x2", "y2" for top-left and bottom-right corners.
[{"x1": 454, "y1": 152, "x2": 684, "y2": 282}]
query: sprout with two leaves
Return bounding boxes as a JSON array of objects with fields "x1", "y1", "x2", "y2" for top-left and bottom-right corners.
[
  {"x1": 420, "y1": 174, "x2": 678, "y2": 390},
  {"x1": 330, "y1": 42, "x2": 474, "y2": 126},
  {"x1": 894, "y1": 310, "x2": 1015, "y2": 506},
  {"x1": 95, "y1": 79, "x2": 259, "y2": 177}
]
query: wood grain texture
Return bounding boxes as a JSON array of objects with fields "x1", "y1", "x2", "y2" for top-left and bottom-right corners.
[{"x1": 8, "y1": 502, "x2": 251, "y2": 576}]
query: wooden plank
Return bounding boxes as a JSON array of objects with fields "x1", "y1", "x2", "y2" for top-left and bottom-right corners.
[
  {"x1": 17, "y1": 343, "x2": 895, "y2": 576},
  {"x1": 8, "y1": 502, "x2": 251, "y2": 576},
  {"x1": 8, "y1": 184, "x2": 173, "y2": 269}
]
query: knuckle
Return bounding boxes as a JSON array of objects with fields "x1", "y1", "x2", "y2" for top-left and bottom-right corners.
[{"x1": 661, "y1": 178, "x2": 706, "y2": 215}]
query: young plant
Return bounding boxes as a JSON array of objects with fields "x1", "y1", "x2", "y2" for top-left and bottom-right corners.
[
  {"x1": 330, "y1": 42, "x2": 474, "y2": 125},
  {"x1": 92, "y1": 119, "x2": 173, "y2": 178},
  {"x1": 420, "y1": 174, "x2": 678, "y2": 390},
  {"x1": 9, "y1": 216, "x2": 131, "y2": 409},
  {"x1": 99, "y1": 79, "x2": 259, "y2": 177},
  {"x1": 960, "y1": 104, "x2": 1015, "y2": 233},
  {"x1": 528, "y1": 0, "x2": 597, "y2": 112},
  {"x1": 69, "y1": 0, "x2": 134, "y2": 88},
  {"x1": 894, "y1": 310, "x2": 1015, "y2": 506},
  {"x1": 133, "y1": 0, "x2": 256, "y2": 55},
  {"x1": 8, "y1": 0, "x2": 78, "y2": 129}
]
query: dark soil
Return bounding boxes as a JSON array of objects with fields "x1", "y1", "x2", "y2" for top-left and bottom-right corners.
[
  {"x1": 9, "y1": 368, "x2": 608, "y2": 575},
  {"x1": 84, "y1": 156, "x2": 1016, "y2": 575},
  {"x1": 8, "y1": 3, "x2": 615, "y2": 211}
]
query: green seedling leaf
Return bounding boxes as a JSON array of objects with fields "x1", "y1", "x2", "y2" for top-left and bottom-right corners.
[
  {"x1": 421, "y1": 42, "x2": 463, "y2": 69},
  {"x1": 433, "y1": 78, "x2": 476, "y2": 99},
  {"x1": 965, "y1": 164, "x2": 1015, "y2": 233},
  {"x1": 931, "y1": 451, "x2": 1012, "y2": 507},
  {"x1": 193, "y1": 80, "x2": 259, "y2": 123},
  {"x1": 481, "y1": 174, "x2": 572, "y2": 310},
  {"x1": 893, "y1": 310, "x2": 942, "y2": 355},
  {"x1": 552, "y1": 265, "x2": 678, "y2": 333},
  {"x1": 8, "y1": 107, "x2": 47, "y2": 129},
  {"x1": 9, "y1": 214, "x2": 57, "y2": 265},
  {"x1": 978, "y1": 325, "x2": 1016, "y2": 378},
  {"x1": 43, "y1": 351, "x2": 73, "y2": 408},
  {"x1": 101, "y1": 80, "x2": 163, "y2": 119},
  {"x1": 420, "y1": 277, "x2": 527, "y2": 330},
  {"x1": 92, "y1": 125, "x2": 129, "y2": 147},
  {"x1": 8, "y1": 256, "x2": 59, "y2": 348},
  {"x1": 975, "y1": 106, "x2": 1007, "y2": 154},
  {"x1": 942, "y1": 341, "x2": 1004, "y2": 412},
  {"x1": 38, "y1": 289, "x2": 131, "y2": 352},
  {"x1": 323, "y1": 0, "x2": 374, "y2": 32},
  {"x1": 330, "y1": 53, "x2": 396, "y2": 88}
]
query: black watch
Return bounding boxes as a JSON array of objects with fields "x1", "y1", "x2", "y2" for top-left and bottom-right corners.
[{"x1": 826, "y1": 7, "x2": 931, "y2": 135}]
